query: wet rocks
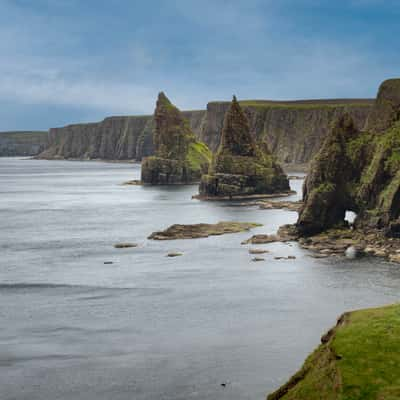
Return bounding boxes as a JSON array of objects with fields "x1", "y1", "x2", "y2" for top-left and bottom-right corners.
[
  {"x1": 258, "y1": 200, "x2": 303, "y2": 212},
  {"x1": 122, "y1": 180, "x2": 142, "y2": 185},
  {"x1": 242, "y1": 224, "x2": 298, "y2": 245},
  {"x1": 113, "y1": 243, "x2": 138, "y2": 248},
  {"x1": 242, "y1": 234, "x2": 281, "y2": 245},
  {"x1": 148, "y1": 221, "x2": 262, "y2": 240},
  {"x1": 166, "y1": 252, "x2": 183, "y2": 257},
  {"x1": 274, "y1": 255, "x2": 296, "y2": 260}
]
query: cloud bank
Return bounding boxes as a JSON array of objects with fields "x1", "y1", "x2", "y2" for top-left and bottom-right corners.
[{"x1": 0, "y1": 0, "x2": 399, "y2": 129}]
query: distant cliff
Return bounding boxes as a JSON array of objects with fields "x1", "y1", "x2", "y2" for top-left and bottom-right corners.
[
  {"x1": 0, "y1": 131, "x2": 48, "y2": 156},
  {"x1": 38, "y1": 99, "x2": 373, "y2": 164},
  {"x1": 38, "y1": 111, "x2": 205, "y2": 161},
  {"x1": 200, "y1": 99, "x2": 373, "y2": 163}
]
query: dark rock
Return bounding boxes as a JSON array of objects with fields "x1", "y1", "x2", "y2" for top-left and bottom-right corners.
[
  {"x1": 166, "y1": 252, "x2": 183, "y2": 257},
  {"x1": 113, "y1": 243, "x2": 138, "y2": 248}
]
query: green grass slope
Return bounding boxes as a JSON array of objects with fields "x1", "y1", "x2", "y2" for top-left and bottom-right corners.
[{"x1": 267, "y1": 304, "x2": 400, "y2": 400}]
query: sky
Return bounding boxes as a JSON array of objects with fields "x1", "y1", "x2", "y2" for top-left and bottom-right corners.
[{"x1": 1, "y1": 0, "x2": 399, "y2": 131}]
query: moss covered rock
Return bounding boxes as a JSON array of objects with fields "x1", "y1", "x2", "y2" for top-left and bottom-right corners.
[
  {"x1": 141, "y1": 93, "x2": 211, "y2": 184},
  {"x1": 297, "y1": 79, "x2": 400, "y2": 236},
  {"x1": 199, "y1": 96, "x2": 289, "y2": 198}
]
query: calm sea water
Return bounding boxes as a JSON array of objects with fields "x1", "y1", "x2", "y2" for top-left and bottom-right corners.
[{"x1": 1, "y1": 157, "x2": 400, "y2": 400}]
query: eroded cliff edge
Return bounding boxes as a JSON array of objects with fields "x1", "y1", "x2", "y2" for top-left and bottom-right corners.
[{"x1": 37, "y1": 99, "x2": 373, "y2": 164}]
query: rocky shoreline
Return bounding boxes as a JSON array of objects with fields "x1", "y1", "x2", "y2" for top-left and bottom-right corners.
[{"x1": 244, "y1": 223, "x2": 400, "y2": 264}]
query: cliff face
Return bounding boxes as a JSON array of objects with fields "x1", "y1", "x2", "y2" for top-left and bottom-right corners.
[
  {"x1": 297, "y1": 79, "x2": 400, "y2": 236},
  {"x1": 0, "y1": 131, "x2": 48, "y2": 156},
  {"x1": 141, "y1": 93, "x2": 211, "y2": 185},
  {"x1": 200, "y1": 99, "x2": 372, "y2": 163},
  {"x1": 38, "y1": 99, "x2": 372, "y2": 164},
  {"x1": 199, "y1": 96, "x2": 289, "y2": 198},
  {"x1": 38, "y1": 110, "x2": 205, "y2": 161}
]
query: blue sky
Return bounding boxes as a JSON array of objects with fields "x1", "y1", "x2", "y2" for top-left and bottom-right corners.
[{"x1": 1, "y1": 0, "x2": 399, "y2": 130}]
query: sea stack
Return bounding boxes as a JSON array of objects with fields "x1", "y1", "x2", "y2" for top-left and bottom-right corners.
[
  {"x1": 198, "y1": 96, "x2": 290, "y2": 198},
  {"x1": 141, "y1": 92, "x2": 211, "y2": 184}
]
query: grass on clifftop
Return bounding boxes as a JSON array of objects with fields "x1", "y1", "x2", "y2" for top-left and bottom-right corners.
[
  {"x1": 239, "y1": 100, "x2": 373, "y2": 111},
  {"x1": 267, "y1": 304, "x2": 400, "y2": 400}
]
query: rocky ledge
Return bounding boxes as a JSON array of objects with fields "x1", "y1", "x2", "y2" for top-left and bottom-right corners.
[
  {"x1": 198, "y1": 96, "x2": 290, "y2": 198},
  {"x1": 148, "y1": 221, "x2": 261, "y2": 240},
  {"x1": 141, "y1": 92, "x2": 211, "y2": 185}
]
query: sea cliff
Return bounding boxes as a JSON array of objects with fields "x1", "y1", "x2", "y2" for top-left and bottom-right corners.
[
  {"x1": 0, "y1": 131, "x2": 48, "y2": 156},
  {"x1": 37, "y1": 99, "x2": 372, "y2": 164}
]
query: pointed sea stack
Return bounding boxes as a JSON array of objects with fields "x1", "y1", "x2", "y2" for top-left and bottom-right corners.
[
  {"x1": 141, "y1": 93, "x2": 211, "y2": 184},
  {"x1": 198, "y1": 96, "x2": 290, "y2": 198}
]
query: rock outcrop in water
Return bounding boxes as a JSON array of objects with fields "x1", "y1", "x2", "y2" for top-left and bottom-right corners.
[
  {"x1": 297, "y1": 79, "x2": 400, "y2": 237},
  {"x1": 148, "y1": 221, "x2": 261, "y2": 240},
  {"x1": 141, "y1": 93, "x2": 211, "y2": 184},
  {"x1": 0, "y1": 131, "x2": 48, "y2": 156},
  {"x1": 37, "y1": 100, "x2": 372, "y2": 165},
  {"x1": 198, "y1": 96, "x2": 290, "y2": 198}
]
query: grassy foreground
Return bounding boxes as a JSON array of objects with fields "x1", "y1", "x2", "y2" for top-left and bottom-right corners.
[{"x1": 267, "y1": 304, "x2": 400, "y2": 400}]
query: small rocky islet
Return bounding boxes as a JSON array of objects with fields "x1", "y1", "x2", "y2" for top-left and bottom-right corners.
[{"x1": 148, "y1": 221, "x2": 262, "y2": 240}]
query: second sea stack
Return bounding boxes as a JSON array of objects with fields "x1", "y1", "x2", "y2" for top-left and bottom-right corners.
[
  {"x1": 199, "y1": 96, "x2": 290, "y2": 198},
  {"x1": 141, "y1": 92, "x2": 211, "y2": 184}
]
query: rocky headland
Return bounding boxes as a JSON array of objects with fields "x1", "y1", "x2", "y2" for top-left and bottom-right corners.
[
  {"x1": 140, "y1": 92, "x2": 211, "y2": 184},
  {"x1": 297, "y1": 79, "x2": 400, "y2": 236},
  {"x1": 276, "y1": 79, "x2": 400, "y2": 264},
  {"x1": 198, "y1": 96, "x2": 290, "y2": 198}
]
